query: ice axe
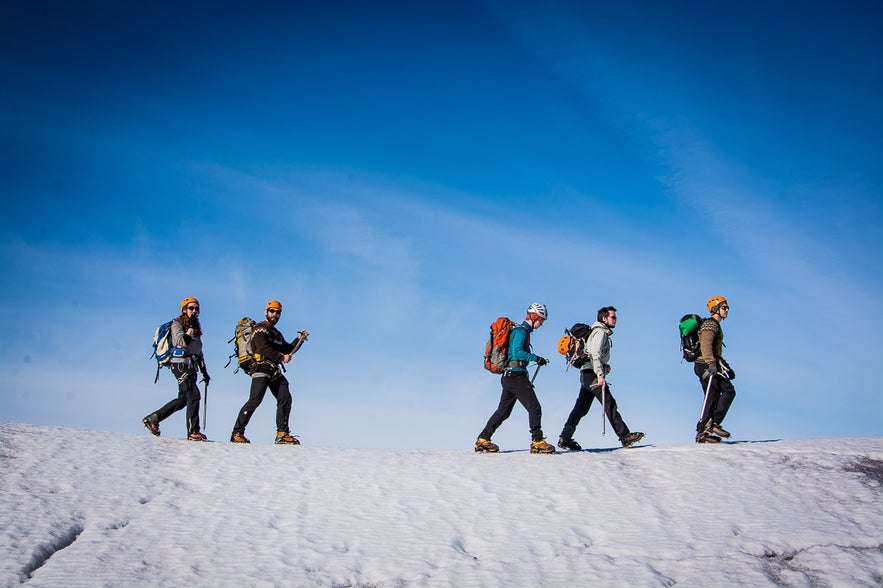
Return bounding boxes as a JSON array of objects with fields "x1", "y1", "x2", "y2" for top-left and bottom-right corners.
[
  {"x1": 201, "y1": 379, "x2": 208, "y2": 431},
  {"x1": 291, "y1": 330, "x2": 309, "y2": 354},
  {"x1": 601, "y1": 381, "x2": 607, "y2": 436},
  {"x1": 531, "y1": 363, "x2": 542, "y2": 384},
  {"x1": 699, "y1": 369, "x2": 715, "y2": 428}
]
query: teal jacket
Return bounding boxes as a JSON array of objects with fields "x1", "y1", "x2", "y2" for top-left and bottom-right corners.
[{"x1": 506, "y1": 322, "x2": 539, "y2": 372}]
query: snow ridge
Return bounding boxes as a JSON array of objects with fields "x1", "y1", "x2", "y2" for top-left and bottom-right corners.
[{"x1": 1, "y1": 422, "x2": 881, "y2": 587}]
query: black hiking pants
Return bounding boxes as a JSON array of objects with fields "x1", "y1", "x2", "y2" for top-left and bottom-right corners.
[
  {"x1": 154, "y1": 363, "x2": 201, "y2": 435},
  {"x1": 233, "y1": 373, "x2": 292, "y2": 435},
  {"x1": 560, "y1": 370, "x2": 630, "y2": 441},
  {"x1": 479, "y1": 371, "x2": 544, "y2": 442},
  {"x1": 694, "y1": 363, "x2": 736, "y2": 431}
]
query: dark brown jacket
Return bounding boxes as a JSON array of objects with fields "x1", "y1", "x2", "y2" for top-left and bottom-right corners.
[
  {"x1": 696, "y1": 318, "x2": 723, "y2": 365},
  {"x1": 251, "y1": 320, "x2": 295, "y2": 375}
]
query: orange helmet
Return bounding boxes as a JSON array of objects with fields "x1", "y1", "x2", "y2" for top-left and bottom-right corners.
[
  {"x1": 181, "y1": 297, "x2": 199, "y2": 311},
  {"x1": 266, "y1": 300, "x2": 283, "y2": 312},
  {"x1": 707, "y1": 296, "x2": 727, "y2": 314},
  {"x1": 557, "y1": 335, "x2": 573, "y2": 355}
]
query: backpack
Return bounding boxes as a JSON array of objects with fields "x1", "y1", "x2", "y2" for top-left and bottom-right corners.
[
  {"x1": 225, "y1": 317, "x2": 258, "y2": 375},
  {"x1": 483, "y1": 317, "x2": 514, "y2": 374},
  {"x1": 151, "y1": 318, "x2": 187, "y2": 382},
  {"x1": 678, "y1": 314, "x2": 703, "y2": 362},
  {"x1": 557, "y1": 323, "x2": 594, "y2": 370}
]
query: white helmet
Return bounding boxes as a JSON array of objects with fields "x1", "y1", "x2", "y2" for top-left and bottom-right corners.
[{"x1": 527, "y1": 302, "x2": 548, "y2": 320}]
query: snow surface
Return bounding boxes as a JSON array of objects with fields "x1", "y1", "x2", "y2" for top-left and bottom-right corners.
[{"x1": 1, "y1": 423, "x2": 881, "y2": 587}]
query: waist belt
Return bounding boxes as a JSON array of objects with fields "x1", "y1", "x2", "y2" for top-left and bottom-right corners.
[{"x1": 503, "y1": 360, "x2": 527, "y2": 373}]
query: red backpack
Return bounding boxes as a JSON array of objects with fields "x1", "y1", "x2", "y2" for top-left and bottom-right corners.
[{"x1": 483, "y1": 317, "x2": 515, "y2": 373}]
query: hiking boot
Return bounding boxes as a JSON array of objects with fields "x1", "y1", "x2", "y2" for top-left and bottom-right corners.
[
  {"x1": 530, "y1": 439, "x2": 556, "y2": 454},
  {"x1": 695, "y1": 430, "x2": 721, "y2": 444},
  {"x1": 711, "y1": 423, "x2": 731, "y2": 438},
  {"x1": 557, "y1": 437, "x2": 582, "y2": 451},
  {"x1": 230, "y1": 433, "x2": 251, "y2": 444},
  {"x1": 275, "y1": 431, "x2": 300, "y2": 445},
  {"x1": 474, "y1": 437, "x2": 499, "y2": 453},
  {"x1": 142, "y1": 416, "x2": 160, "y2": 437},
  {"x1": 620, "y1": 432, "x2": 645, "y2": 448},
  {"x1": 187, "y1": 432, "x2": 208, "y2": 442}
]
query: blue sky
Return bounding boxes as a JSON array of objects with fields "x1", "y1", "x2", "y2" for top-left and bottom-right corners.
[{"x1": 1, "y1": 0, "x2": 880, "y2": 448}]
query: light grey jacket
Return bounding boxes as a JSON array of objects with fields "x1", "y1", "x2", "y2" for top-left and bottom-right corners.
[
  {"x1": 582, "y1": 321, "x2": 612, "y2": 377},
  {"x1": 170, "y1": 318, "x2": 203, "y2": 366}
]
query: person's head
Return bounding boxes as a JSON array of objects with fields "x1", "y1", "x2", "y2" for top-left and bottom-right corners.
[
  {"x1": 265, "y1": 299, "x2": 283, "y2": 324},
  {"x1": 526, "y1": 302, "x2": 547, "y2": 329},
  {"x1": 179, "y1": 297, "x2": 201, "y2": 331},
  {"x1": 597, "y1": 306, "x2": 617, "y2": 328},
  {"x1": 181, "y1": 297, "x2": 199, "y2": 314},
  {"x1": 707, "y1": 296, "x2": 729, "y2": 320}
]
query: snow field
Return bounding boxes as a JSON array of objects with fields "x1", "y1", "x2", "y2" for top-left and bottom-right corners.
[{"x1": 1, "y1": 423, "x2": 881, "y2": 587}]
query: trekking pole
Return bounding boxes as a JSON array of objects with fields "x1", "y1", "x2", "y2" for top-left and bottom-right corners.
[{"x1": 531, "y1": 364, "x2": 542, "y2": 384}]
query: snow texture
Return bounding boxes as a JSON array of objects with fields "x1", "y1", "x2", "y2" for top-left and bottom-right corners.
[{"x1": 1, "y1": 422, "x2": 881, "y2": 587}]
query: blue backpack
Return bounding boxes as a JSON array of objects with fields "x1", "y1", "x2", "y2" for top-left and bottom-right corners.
[{"x1": 151, "y1": 319, "x2": 187, "y2": 382}]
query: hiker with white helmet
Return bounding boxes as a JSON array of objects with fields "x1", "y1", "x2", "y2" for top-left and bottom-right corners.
[
  {"x1": 142, "y1": 297, "x2": 209, "y2": 441},
  {"x1": 475, "y1": 303, "x2": 555, "y2": 454},
  {"x1": 694, "y1": 296, "x2": 737, "y2": 443}
]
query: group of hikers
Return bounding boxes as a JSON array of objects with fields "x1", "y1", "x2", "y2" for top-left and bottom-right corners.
[
  {"x1": 474, "y1": 297, "x2": 736, "y2": 454},
  {"x1": 142, "y1": 296, "x2": 737, "y2": 451},
  {"x1": 142, "y1": 298, "x2": 308, "y2": 445}
]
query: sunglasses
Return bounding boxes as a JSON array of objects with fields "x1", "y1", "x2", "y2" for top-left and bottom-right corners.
[
  {"x1": 186, "y1": 306, "x2": 200, "y2": 311},
  {"x1": 267, "y1": 308, "x2": 281, "y2": 314},
  {"x1": 720, "y1": 305, "x2": 730, "y2": 310}
]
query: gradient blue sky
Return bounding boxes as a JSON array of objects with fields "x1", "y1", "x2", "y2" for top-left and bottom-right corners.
[{"x1": 2, "y1": 0, "x2": 880, "y2": 448}]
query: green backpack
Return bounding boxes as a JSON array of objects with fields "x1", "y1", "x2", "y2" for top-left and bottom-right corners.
[{"x1": 678, "y1": 314, "x2": 703, "y2": 362}]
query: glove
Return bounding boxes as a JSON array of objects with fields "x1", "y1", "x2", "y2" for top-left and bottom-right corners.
[
  {"x1": 536, "y1": 357, "x2": 549, "y2": 366},
  {"x1": 726, "y1": 367, "x2": 735, "y2": 380},
  {"x1": 703, "y1": 362, "x2": 717, "y2": 380},
  {"x1": 201, "y1": 371, "x2": 211, "y2": 385}
]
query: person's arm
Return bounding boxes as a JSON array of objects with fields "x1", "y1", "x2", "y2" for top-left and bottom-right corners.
[
  {"x1": 508, "y1": 326, "x2": 538, "y2": 364},
  {"x1": 587, "y1": 329, "x2": 607, "y2": 378},
  {"x1": 698, "y1": 320, "x2": 718, "y2": 365},
  {"x1": 252, "y1": 326, "x2": 286, "y2": 364}
]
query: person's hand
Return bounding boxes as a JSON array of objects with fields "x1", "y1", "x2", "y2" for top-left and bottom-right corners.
[
  {"x1": 282, "y1": 354, "x2": 292, "y2": 364},
  {"x1": 703, "y1": 362, "x2": 717, "y2": 380},
  {"x1": 201, "y1": 372, "x2": 211, "y2": 385},
  {"x1": 726, "y1": 367, "x2": 735, "y2": 380},
  {"x1": 536, "y1": 357, "x2": 549, "y2": 366}
]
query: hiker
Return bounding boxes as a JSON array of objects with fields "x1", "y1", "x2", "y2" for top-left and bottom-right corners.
[
  {"x1": 142, "y1": 297, "x2": 209, "y2": 441},
  {"x1": 694, "y1": 296, "x2": 737, "y2": 443},
  {"x1": 231, "y1": 300, "x2": 308, "y2": 444},
  {"x1": 475, "y1": 303, "x2": 555, "y2": 454},
  {"x1": 557, "y1": 306, "x2": 644, "y2": 451}
]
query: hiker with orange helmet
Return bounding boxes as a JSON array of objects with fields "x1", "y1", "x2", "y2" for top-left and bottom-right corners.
[
  {"x1": 230, "y1": 300, "x2": 309, "y2": 445},
  {"x1": 694, "y1": 296, "x2": 737, "y2": 443},
  {"x1": 142, "y1": 297, "x2": 209, "y2": 441}
]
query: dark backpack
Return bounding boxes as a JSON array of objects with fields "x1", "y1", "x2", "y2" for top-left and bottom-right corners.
[
  {"x1": 483, "y1": 317, "x2": 514, "y2": 374},
  {"x1": 557, "y1": 323, "x2": 593, "y2": 370},
  {"x1": 678, "y1": 314, "x2": 703, "y2": 362}
]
